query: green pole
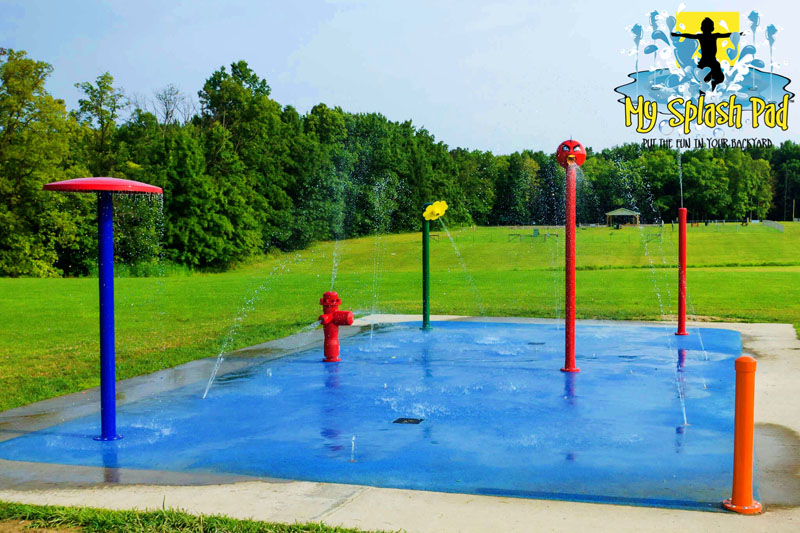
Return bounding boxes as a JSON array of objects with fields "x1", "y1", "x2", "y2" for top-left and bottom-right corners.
[{"x1": 422, "y1": 204, "x2": 432, "y2": 330}]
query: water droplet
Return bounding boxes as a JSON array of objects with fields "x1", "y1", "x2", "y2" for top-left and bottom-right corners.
[
  {"x1": 712, "y1": 127, "x2": 725, "y2": 138},
  {"x1": 658, "y1": 119, "x2": 674, "y2": 135}
]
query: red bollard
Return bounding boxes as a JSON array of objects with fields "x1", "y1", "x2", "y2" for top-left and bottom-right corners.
[
  {"x1": 319, "y1": 291, "x2": 354, "y2": 363},
  {"x1": 556, "y1": 140, "x2": 585, "y2": 373},
  {"x1": 722, "y1": 356, "x2": 762, "y2": 514},
  {"x1": 676, "y1": 207, "x2": 688, "y2": 336}
]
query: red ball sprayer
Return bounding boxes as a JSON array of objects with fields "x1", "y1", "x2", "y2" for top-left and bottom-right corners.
[
  {"x1": 556, "y1": 139, "x2": 587, "y2": 169},
  {"x1": 319, "y1": 291, "x2": 354, "y2": 362},
  {"x1": 556, "y1": 140, "x2": 586, "y2": 373}
]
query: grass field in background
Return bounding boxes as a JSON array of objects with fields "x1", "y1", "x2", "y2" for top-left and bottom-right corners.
[{"x1": 1, "y1": 222, "x2": 799, "y2": 412}]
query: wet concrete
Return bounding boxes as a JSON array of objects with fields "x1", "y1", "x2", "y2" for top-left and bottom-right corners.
[
  {"x1": 0, "y1": 358, "x2": 252, "y2": 445},
  {"x1": 755, "y1": 423, "x2": 800, "y2": 508},
  {"x1": 0, "y1": 458, "x2": 257, "y2": 490}
]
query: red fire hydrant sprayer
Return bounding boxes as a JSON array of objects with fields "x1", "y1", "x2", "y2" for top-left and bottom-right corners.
[{"x1": 319, "y1": 291, "x2": 354, "y2": 362}]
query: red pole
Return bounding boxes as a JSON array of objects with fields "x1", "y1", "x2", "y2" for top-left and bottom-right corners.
[
  {"x1": 723, "y1": 356, "x2": 762, "y2": 514},
  {"x1": 562, "y1": 163, "x2": 579, "y2": 373},
  {"x1": 676, "y1": 207, "x2": 688, "y2": 336}
]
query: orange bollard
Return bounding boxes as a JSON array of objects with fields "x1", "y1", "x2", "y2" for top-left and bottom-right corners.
[{"x1": 722, "y1": 356, "x2": 762, "y2": 514}]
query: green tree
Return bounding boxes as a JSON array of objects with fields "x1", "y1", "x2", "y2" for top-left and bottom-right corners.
[
  {"x1": 451, "y1": 149, "x2": 497, "y2": 225},
  {"x1": 291, "y1": 104, "x2": 353, "y2": 247},
  {"x1": 198, "y1": 60, "x2": 270, "y2": 131},
  {"x1": 74, "y1": 72, "x2": 126, "y2": 176},
  {"x1": 162, "y1": 124, "x2": 261, "y2": 268},
  {"x1": 530, "y1": 156, "x2": 564, "y2": 226},
  {"x1": 720, "y1": 148, "x2": 772, "y2": 220},
  {"x1": 341, "y1": 112, "x2": 404, "y2": 235},
  {"x1": 681, "y1": 149, "x2": 729, "y2": 219},
  {"x1": 641, "y1": 148, "x2": 680, "y2": 219},
  {"x1": 203, "y1": 123, "x2": 263, "y2": 265},
  {"x1": 0, "y1": 49, "x2": 86, "y2": 277},
  {"x1": 199, "y1": 61, "x2": 292, "y2": 250},
  {"x1": 770, "y1": 141, "x2": 800, "y2": 220},
  {"x1": 305, "y1": 103, "x2": 346, "y2": 146},
  {"x1": 162, "y1": 125, "x2": 211, "y2": 266},
  {"x1": 493, "y1": 152, "x2": 538, "y2": 225}
]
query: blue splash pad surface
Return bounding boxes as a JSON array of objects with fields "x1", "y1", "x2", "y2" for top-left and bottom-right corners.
[{"x1": 0, "y1": 322, "x2": 749, "y2": 511}]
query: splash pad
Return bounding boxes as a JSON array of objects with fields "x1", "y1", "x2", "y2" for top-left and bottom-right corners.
[
  {"x1": 0, "y1": 318, "x2": 748, "y2": 510},
  {"x1": 0, "y1": 148, "x2": 761, "y2": 514}
]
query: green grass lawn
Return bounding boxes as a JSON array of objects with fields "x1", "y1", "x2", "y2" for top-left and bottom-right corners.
[
  {"x1": 0, "y1": 501, "x2": 379, "y2": 532},
  {"x1": 1, "y1": 222, "x2": 799, "y2": 412}
]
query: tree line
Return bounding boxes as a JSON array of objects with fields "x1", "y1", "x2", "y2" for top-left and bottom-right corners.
[{"x1": 1, "y1": 48, "x2": 797, "y2": 277}]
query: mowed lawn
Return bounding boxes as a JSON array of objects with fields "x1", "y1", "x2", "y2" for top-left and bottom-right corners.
[{"x1": 1, "y1": 222, "x2": 799, "y2": 412}]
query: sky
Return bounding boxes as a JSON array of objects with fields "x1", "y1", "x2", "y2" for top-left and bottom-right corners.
[{"x1": 2, "y1": 0, "x2": 798, "y2": 154}]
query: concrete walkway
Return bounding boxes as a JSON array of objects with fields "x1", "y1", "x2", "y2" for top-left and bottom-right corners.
[{"x1": 1, "y1": 316, "x2": 798, "y2": 532}]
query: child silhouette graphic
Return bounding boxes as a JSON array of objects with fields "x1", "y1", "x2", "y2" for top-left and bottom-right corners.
[{"x1": 672, "y1": 17, "x2": 742, "y2": 91}]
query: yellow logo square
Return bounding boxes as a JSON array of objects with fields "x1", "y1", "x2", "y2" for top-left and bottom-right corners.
[{"x1": 674, "y1": 12, "x2": 740, "y2": 66}]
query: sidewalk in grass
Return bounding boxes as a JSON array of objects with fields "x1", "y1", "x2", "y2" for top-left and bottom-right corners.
[{"x1": 1, "y1": 316, "x2": 798, "y2": 532}]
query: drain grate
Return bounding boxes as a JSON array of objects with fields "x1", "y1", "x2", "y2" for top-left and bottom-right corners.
[{"x1": 393, "y1": 418, "x2": 424, "y2": 424}]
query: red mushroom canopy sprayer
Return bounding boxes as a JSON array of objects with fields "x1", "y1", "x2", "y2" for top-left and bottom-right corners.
[
  {"x1": 556, "y1": 139, "x2": 586, "y2": 373},
  {"x1": 319, "y1": 291, "x2": 354, "y2": 362}
]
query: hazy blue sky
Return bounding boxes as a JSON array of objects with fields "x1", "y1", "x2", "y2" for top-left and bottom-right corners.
[{"x1": 2, "y1": 0, "x2": 798, "y2": 153}]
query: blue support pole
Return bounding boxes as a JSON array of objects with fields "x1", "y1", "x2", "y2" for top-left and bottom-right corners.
[{"x1": 95, "y1": 192, "x2": 122, "y2": 441}]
